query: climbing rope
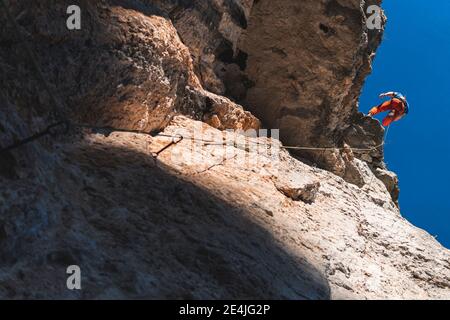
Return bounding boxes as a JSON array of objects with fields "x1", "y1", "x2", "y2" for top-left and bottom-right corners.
[
  {"x1": 0, "y1": 121, "x2": 69, "y2": 155},
  {"x1": 0, "y1": 120, "x2": 390, "y2": 156},
  {"x1": 153, "y1": 134, "x2": 184, "y2": 157},
  {"x1": 0, "y1": 3, "x2": 174, "y2": 158},
  {"x1": 206, "y1": 141, "x2": 384, "y2": 152},
  {"x1": 282, "y1": 124, "x2": 390, "y2": 152},
  {"x1": 71, "y1": 124, "x2": 192, "y2": 158},
  {"x1": 72, "y1": 123, "x2": 214, "y2": 143},
  {"x1": 203, "y1": 125, "x2": 390, "y2": 153},
  {"x1": 0, "y1": 2, "x2": 194, "y2": 158},
  {"x1": 0, "y1": 0, "x2": 390, "y2": 159}
]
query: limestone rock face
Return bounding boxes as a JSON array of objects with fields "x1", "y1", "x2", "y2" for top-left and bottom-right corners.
[
  {"x1": 238, "y1": 0, "x2": 385, "y2": 173},
  {"x1": 152, "y1": 0, "x2": 387, "y2": 180},
  {"x1": 0, "y1": 1, "x2": 259, "y2": 134},
  {"x1": 151, "y1": 0, "x2": 255, "y2": 95},
  {"x1": 1, "y1": 0, "x2": 449, "y2": 299},
  {"x1": 1, "y1": 115, "x2": 449, "y2": 299},
  {"x1": 374, "y1": 168, "x2": 400, "y2": 204}
]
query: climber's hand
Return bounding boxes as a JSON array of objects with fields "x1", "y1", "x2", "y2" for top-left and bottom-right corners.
[{"x1": 368, "y1": 107, "x2": 377, "y2": 117}]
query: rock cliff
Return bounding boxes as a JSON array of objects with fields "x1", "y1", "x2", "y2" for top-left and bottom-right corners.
[{"x1": 0, "y1": 0, "x2": 449, "y2": 299}]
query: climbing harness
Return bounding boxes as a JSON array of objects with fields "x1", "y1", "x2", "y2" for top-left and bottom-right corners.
[{"x1": 391, "y1": 92, "x2": 409, "y2": 115}]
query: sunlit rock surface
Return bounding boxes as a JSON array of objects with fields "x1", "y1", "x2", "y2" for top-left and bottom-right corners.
[{"x1": 0, "y1": 0, "x2": 449, "y2": 299}]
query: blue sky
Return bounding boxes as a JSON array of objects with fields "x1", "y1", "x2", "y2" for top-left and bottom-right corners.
[{"x1": 360, "y1": 0, "x2": 450, "y2": 248}]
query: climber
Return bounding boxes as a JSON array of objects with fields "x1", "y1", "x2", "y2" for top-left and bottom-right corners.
[{"x1": 368, "y1": 91, "x2": 409, "y2": 126}]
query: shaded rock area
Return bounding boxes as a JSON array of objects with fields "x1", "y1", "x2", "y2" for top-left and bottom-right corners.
[
  {"x1": 344, "y1": 112, "x2": 385, "y2": 167},
  {"x1": 374, "y1": 168, "x2": 400, "y2": 204},
  {"x1": 0, "y1": 1, "x2": 259, "y2": 134},
  {"x1": 0, "y1": 118, "x2": 330, "y2": 299},
  {"x1": 1, "y1": 0, "x2": 449, "y2": 299},
  {"x1": 2, "y1": 114, "x2": 449, "y2": 299}
]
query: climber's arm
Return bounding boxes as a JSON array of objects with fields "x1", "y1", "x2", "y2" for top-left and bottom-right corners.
[
  {"x1": 368, "y1": 106, "x2": 380, "y2": 116},
  {"x1": 379, "y1": 91, "x2": 398, "y2": 99}
]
